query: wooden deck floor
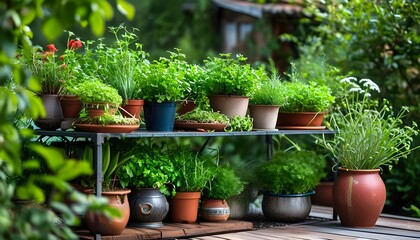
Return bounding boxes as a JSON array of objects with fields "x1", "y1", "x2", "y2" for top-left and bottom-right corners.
[
  {"x1": 76, "y1": 205, "x2": 420, "y2": 239},
  {"x1": 189, "y1": 206, "x2": 420, "y2": 240}
]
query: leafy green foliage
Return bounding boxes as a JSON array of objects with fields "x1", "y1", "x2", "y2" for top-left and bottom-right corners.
[
  {"x1": 225, "y1": 116, "x2": 253, "y2": 132},
  {"x1": 97, "y1": 25, "x2": 149, "y2": 101},
  {"x1": 255, "y1": 150, "x2": 327, "y2": 194},
  {"x1": 81, "y1": 142, "x2": 133, "y2": 191},
  {"x1": 203, "y1": 165, "x2": 245, "y2": 200},
  {"x1": 139, "y1": 51, "x2": 186, "y2": 102},
  {"x1": 176, "y1": 108, "x2": 229, "y2": 124},
  {"x1": 78, "y1": 113, "x2": 140, "y2": 126},
  {"x1": 18, "y1": 45, "x2": 66, "y2": 95},
  {"x1": 171, "y1": 146, "x2": 214, "y2": 192},
  {"x1": 278, "y1": 80, "x2": 335, "y2": 113},
  {"x1": 71, "y1": 79, "x2": 122, "y2": 105},
  {"x1": 317, "y1": 77, "x2": 418, "y2": 170},
  {"x1": 250, "y1": 76, "x2": 284, "y2": 105},
  {"x1": 118, "y1": 141, "x2": 179, "y2": 196},
  {"x1": 202, "y1": 53, "x2": 265, "y2": 97}
]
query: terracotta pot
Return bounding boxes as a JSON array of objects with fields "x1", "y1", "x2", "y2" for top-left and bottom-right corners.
[
  {"x1": 248, "y1": 104, "x2": 280, "y2": 130},
  {"x1": 86, "y1": 103, "x2": 118, "y2": 118},
  {"x1": 85, "y1": 188, "x2": 131, "y2": 236},
  {"x1": 121, "y1": 99, "x2": 144, "y2": 118},
  {"x1": 262, "y1": 191, "x2": 314, "y2": 222},
  {"x1": 311, "y1": 182, "x2": 333, "y2": 207},
  {"x1": 177, "y1": 100, "x2": 196, "y2": 115},
  {"x1": 333, "y1": 168, "x2": 386, "y2": 227},
  {"x1": 59, "y1": 95, "x2": 82, "y2": 118},
  {"x1": 34, "y1": 94, "x2": 63, "y2": 130},
  {"x1": 277, "y1": 112, "x2": 325, "y2": 127},
  {"x1": 170, "y1": 191, "x2": 201, "y2": 223},
  {"x1": 128, "y1": 188, "x2": 169, "y2": 228},
  {"x1": 200, "y1": 199, "x2": 230, "y2": 222},
  {"x1": 208, "y1": 95, "x2": 249, "y2": 117}
]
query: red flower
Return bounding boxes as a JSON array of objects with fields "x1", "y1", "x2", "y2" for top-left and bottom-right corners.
[
  {"x1": 46, "y1": 44, "x2": 57, "y2": 53},
  {"x1": 68, "y1": 39, "x2": 83, "y2": 50}
]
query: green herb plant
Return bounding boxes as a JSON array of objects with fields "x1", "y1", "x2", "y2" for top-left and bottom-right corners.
[
  {"x1": 256, "y1": 150, "x2": 327, "y2": 194},
  {"x1": 202, "y1": 53, "x2": 265, "y2": 97},
  {"x1": 318, "y1": 77, "x2": 419, "y2": 170},
  {"x1": 118, "y1": 141, "x2": 179, "y2": 196},
  {"x1": 139, "y1": 51, "x2": 186, "y2": 103},
  {"x1": 279, "y1": 63, "x2": 335, "y2": 113},
  {"x1": 225, "y1": 116, "x2": 253, "y2": 132},
  {"x1": 250, "y1": 63, "x2": 283, "y2": 105},
  {"x1": 71, "y1": 79, "x2": 122, "y2": 107},
  {"x1": 78, "y1": 113, "x2": 140, "y2": 126},
  {"x1": 97, "y1": 25, "x2": 149, "y2": 102},
  {"x1": 172, "y1": 146, "x2": 214, "y2": 192},
  {"x1": 203, "y1": 164, "x2": 245, "y2": 200},
  {"x1": 176, "y1": 108, "x2": 229, "y2": 124}
]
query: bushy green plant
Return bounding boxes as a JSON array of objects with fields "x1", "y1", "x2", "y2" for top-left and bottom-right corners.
[
  {"x1": 225, "y1": 116, "x2": 253, "y2": 132},
  {"x1": 318, "y1": 77, "x2": 418, "y2": 170},
  {"x1": 202, "y1": 53, "x2": 265, "y2": 97},
  {"x1": 250, "y1": 79, "x2": 284, "y2": 105},
  {"x1": 255, "y1": 150, "x2": 327, "y2": 194},
  {"x1": 203, "y1": 165, "x2": 245, "y2": 200},
  {"x1": 71, "y1": 79, "x2": 122, "y2": 106},
  {"x1": 176, "y1": 108, "x2": 229, "y2": 124},
  {"x1": 118, "y1": 141, "x2": 179, "y2": 196},
  {"x1": 278, "y1": 79, "x2": 335, "y2": 113},
  {"x1": 172, "y1": 147, "x2": 214, "y2": 192},
  {"x1": 78, "y1": 114, "x2": 140, "y2": 126},
  {"x1": 139, "y1": 52, "x2": 186, "y2": 102},
  {"x1": 97, "y1": 25, "x2": 149, "y2": 102}
]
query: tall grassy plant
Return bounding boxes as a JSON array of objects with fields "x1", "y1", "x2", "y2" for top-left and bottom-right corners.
[{"x1": 318, "y1": 77, "x2": 418, "y2": 170}]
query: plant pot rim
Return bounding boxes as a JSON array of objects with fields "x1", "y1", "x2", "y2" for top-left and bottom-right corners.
[
  {"x1": 84, "y1": 188, "x2": 131, "y2": 195},
  {"x1": 208, "y1": 95, "x2": 249, "y2": 99},
  {"x1": 264, "y1": 190, "x2": 315, "y2": 198},
  {"x1": 249, "y1": 104, "x2": 280, "y2": 108},
  {"x1": 278, "y1": 111, "x2": 325, "y2": 115},
  {"x1": 338, "y1": 167, "x2": 381, "y2": 173}
]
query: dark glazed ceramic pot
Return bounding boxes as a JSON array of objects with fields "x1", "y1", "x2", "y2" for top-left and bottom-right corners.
[{"x1": 128, "y1": 188, "x2": 169, "y2": 228}]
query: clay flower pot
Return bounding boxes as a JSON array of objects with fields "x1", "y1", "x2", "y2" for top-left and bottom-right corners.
[
  {"x1": 200, "y1": 199, "x2": 230, "y2": 222},
  {"x1": 208, "y1": 95, "x2": 249, "y2": 118},
  {"x1": 333, "y1": 168, "x2": 386, "y2": 227},
  {"x1": 170, "y1": 191, "x2": 201, "y2": 223},
  {"x1": 121, "y1": 99, "x2": 144, "y2": 118}
]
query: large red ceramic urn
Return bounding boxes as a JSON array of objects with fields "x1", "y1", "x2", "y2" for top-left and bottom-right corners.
[{"x1": 333, "y1": 168, "x2": 386, "y2": 227}]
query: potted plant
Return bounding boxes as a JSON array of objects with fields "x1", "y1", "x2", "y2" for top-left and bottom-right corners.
[
  {"x1": 201, "y1": 164, "x2": 245, "y2": 222},
  {"x1": 74, "y1": 113, "x2": 140, "y2": 133},
  {"x1": 19, "y1": 44, "x2": 65, "y2": 130},
  {"x1": 202, "y1": 53, "x2": 264, "y2": 117},
  {"x1": 174, "y1": 108, "x2": 229, "y2": 132},
  {"x1": 249, "y1": 64, "x2": 283, "y2": 130},
  {"x1": 317, "y1": 77, "x2": 419, "y2": 227},
  {"x1": 82, "y1": 142, "x2": 132, "y2": 236},
  {"x1": 255, "y1": 150, "x2": 327, "y2": 222},
  {"x1": 97, "y1": 25, "x2": 147, "y2": 118},
  {"x1": 70, "y1": 79, "x2": 122, "y2": 118},
  {"x1": 276, "y1": 63, "x2": 335, "y2": 129},
  {"x1": 139, "y1": 52, "x2": 186, "y2": 131},
  {"x1": 118, "y1": 140, "x2": 179, "y2": 228},
  {"x1": 170, "y1": 147, "x2": 214, "y2": 223}
]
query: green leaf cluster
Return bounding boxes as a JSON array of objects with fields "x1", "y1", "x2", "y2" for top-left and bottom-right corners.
[
  {"x1": 203, "y1": 165, "x2": 245, "y2": 200},
  {"x1": 139, "y1": 51, "x2": 186, "y2": 102},
  {"x1": 176, "y1": 108, "x2": 229, "y2": 124},
  {"x1": 255, "y1": 150, "x2": 327, "y2": 194},
  {"x1": 202, "y1": 53, "x2": 265, "y2": 97},
  {"x1": 97, "y1": 25, "x2": 149, "y2": 101},
  {"x1": 278, "y1": 81, "x2": 335, "y2": 113},
  {"x1": 225, "y1": 116, "x2": 253, "y2": 132},
  {"x1": 118, "y1": 142, "x2": 179, "y2": 196},
  {"x1": 71, "y1": 79, "x2": 122, "y2": 106},
  {"x1": 171, "y1": 147, "x2": 215, "y2": 192},
  {"x1": 250, "y1": 79, "x2": 284, "y2": 105}
]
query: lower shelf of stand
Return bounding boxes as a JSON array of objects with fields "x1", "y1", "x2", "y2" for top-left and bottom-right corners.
[{"x1": 75, "y1": 220, "x2": 253, "y2": 239}]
